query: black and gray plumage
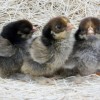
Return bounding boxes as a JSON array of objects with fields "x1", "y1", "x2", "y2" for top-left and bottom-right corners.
[
  {"x1": 0, "y1": 19, "x2": 34, "y2": 78},
  {"x1": 21, "y1": 16, "x2": 74, "y2": 77},
  {"x1": 64, "y1": 17, "x2": 100, "y2": 76}
]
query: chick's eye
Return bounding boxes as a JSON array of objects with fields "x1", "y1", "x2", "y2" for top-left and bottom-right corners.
[
  {"x1": 81, "y1": 29, "x2": 86, "y2": 33},
  {"x1": 95, "y1": 28, "x2": 100, "y2": 33},
  {"x1": 55, "y1": 25, "x2": 62, "y2": 30},
  {"x1": 96, "y1": 27, "x2": 100, "y2": 31}
]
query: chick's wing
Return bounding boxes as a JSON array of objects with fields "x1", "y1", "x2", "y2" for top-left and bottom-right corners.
[{"x1": 0, "y1": 36, "x2": 16, "y2": 57}]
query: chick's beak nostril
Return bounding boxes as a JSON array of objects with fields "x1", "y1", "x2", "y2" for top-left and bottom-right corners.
[{"x1": 66, "y1": 23, "x2": 74, "y2": 31}]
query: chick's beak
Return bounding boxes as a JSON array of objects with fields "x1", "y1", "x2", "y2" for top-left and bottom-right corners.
[
  {"x1": 32, "y1": 25, "x2": 39, "y2": 32},
  {"x1": 88, "y1": 26, "x2": 94, "y2": 35},
  {"x1": 66, "y1": 23, "x2": 74, "y2": 32}
]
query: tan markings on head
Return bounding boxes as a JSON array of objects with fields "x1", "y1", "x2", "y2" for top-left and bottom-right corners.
[
  {"x1": 85, "y1": 20, "x2": 95, "y2": 29},
  {"x1": 53, "y1": 30, "x2": 70, "y2": 40},
  {"x1": 61, "y1": 17, "x2": 69, "y2": 25}
]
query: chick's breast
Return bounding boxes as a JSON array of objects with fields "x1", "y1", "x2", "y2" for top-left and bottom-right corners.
[{"x1": 29, "y1": 37, "x2": 52, "y2": 64}]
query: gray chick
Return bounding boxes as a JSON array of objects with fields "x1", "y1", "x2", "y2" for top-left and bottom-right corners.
[
  {"x1": 64, "y1": 17, "x2": 100, "y2": 76},
  {"x1": 21, "y1": 16, "x2": 74, "y2": 77},
  {"x1": 0, "y1": 19, "x2": 35, "y2": 78}
]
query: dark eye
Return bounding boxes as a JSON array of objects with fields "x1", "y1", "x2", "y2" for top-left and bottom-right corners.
[
  {"x1": 95, "y1": 28, "x2": 100, "y2": 33},
  {"x1": 96, "y1": 27, "x2": 100, "y2": 31},
  {"x1": 55, "y1": 25, "x2": 62, "y2": 30},
  {"x1": 81, "y1": 29, "x2": 87, "y2": 33}
]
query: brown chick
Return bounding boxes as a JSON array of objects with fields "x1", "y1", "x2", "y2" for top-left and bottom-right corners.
[
  {"x1": 75, "y1": 17, "x2": 100, "y2": 41},
  {"x1": 64, "y1": 17, "x2": 100, "y2": 76},
  {"x1": 21, "y1": 16, "x2": 74, "y2": 77}
]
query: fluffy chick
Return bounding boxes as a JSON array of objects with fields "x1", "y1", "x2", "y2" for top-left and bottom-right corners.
[
  {"x1": 1, "y1": 19, "x2": 34, "y2": 44},
  {"x1": 64, "y1": 17, "x2": 100, "y2": 76},
  {"x1": 0, "y1": 19, "x2": 34, "y2": 78},
  {"x1": 21, "y1": 16, "x2": 74, "y2": 77}
]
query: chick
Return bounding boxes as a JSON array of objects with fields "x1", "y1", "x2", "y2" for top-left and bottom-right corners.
[
  {"x1": 64, "y1": 17, "x2": 100, "y2": 76},
  {"x1": 1, "y1": 19, "x2": 34, "y2": 45},
  {"x1": 75, "y1": 17, "x2": 100, "y2": 41},
  {"x1": 21, "y1": 16, "x2": 74, "y2": 77},
  {"x1": 0, "y1": 19, "x2": 34, "y2": 78}
]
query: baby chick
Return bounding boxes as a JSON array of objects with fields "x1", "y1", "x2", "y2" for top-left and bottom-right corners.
[
  {"x1": 21, "y1": 16, "x2": 74, "y2": 77},
  {"x1": 1, "y1": 19, "x2": 34, "y2": 44},
  {"x1": 64, "y1": 17, "x2": 100, "y2": 76},
  {"x1": 0, "y1": 19, "x2": 34, "y2": 78}
]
